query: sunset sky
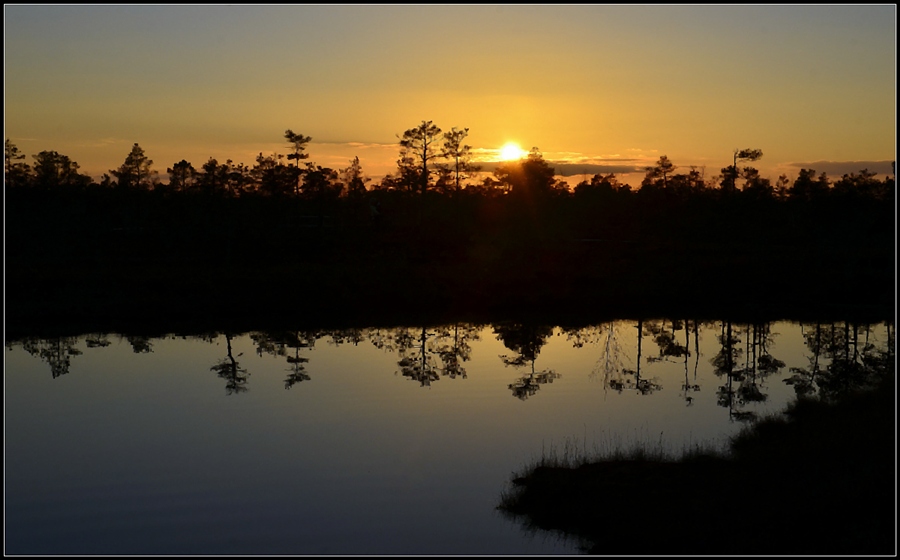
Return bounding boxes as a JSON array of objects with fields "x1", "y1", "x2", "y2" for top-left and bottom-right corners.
[{"x1": 5, "y1": 5, "x2": 896, "y2": 185}]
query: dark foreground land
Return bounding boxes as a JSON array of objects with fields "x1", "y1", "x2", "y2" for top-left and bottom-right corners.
[
  {"x1": 5, "y1": 187, "x2": 895, "y2": 338},
  {"x1": 498, "y1": 350, "x2": 896, "y2": 555}
]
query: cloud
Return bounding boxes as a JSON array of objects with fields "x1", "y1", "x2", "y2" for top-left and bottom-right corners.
[
  {"x1": 315, "y1": 141, "x2": 397, "y2": 150},
  {"x1": 552, "y1": 162, "x2": 647, "y2": 176},
  {"x1": 786, "y1": 160, "x2": 894, "y2": 177},
  {"x1": 474, "y1": 160, "x2": 647, "y2": 177},
  {"x1": 74, "y1": 137, "x2": 130, "y2": 149}
]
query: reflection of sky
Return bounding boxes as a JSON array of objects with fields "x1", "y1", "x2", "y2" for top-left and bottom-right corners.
[
  {"x1": 5, "y1": 5, "x2": 895, "y2": 181},
  {"x1": 4, "y1": 321, "x2": 892, "y2": 554}
]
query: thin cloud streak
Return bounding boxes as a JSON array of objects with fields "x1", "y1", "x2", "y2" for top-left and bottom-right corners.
[{"x1": 786, "y1": 160, "x2": 894, "y2": 177}]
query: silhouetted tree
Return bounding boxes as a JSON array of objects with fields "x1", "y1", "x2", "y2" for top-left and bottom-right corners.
[
  {"x1": 340, "y1": 156, "x2": 369, "y2": 199},
  {"x1": 573, "y1": 173, "x2": 633, "y2": 205},
  {"x1": 111, "y1": 143, "x2": 157, "y2": 190},
  {"x1": 301, "y1": 163, "x2": 342, "y2": 201},
  {"x1": 740, "y1": 167, "x2": 774, "y2": 200},
  {"x1": 197, "y1": 157, "x2": 228, "y2": 195},
  {"x1": 5, "y1": 139, "x2": 31, "y2": 189},
  {"x1": 665, "y1": 166, "x2": 708, "y2": 198},
  {"x1": 398, "y1": 120, "x2": 443, "y2": 196},
  {"x1": 378, "y1": 154, "x2": 420, "y2": 194},
  {"x1": 789, "y1": 168, "x2": 830, "y2": 201},
  {"x1": 225, "y1": 160, "x2": 253, "y2": 196},
  {"x1": 284, "y1": 129, "x2": 311, "y2": 167},
  {"x1": 441, "y1": 127, "x2": 480, "y2": 194},
  {"x1": 31, "y1": 150, "x2": 90, "y2": 190},
  {"x1": 774, "y1": 173, "x2": 791, "y2": 201},
  {"x1": 641, "y1": 155, "x2": 676, "y2": 191},
  {"x1": 833, "y1": 169, "x2": 881, "y2": 199},
  {"x1": 167, "y1": 159, "x2": 196, "y2": 193},
  {"x1": 279, "y1": 129, "x2": 311, "y2": 196},
  {"x1": 494, "y1": 147, "x2": 560, "y2": 201},
  {"x1": 729, "y1": 148, "x2": 763, "y2": 192},
  {"x1": 253, "y1": 152, "x2": 296, "y2": 197}
]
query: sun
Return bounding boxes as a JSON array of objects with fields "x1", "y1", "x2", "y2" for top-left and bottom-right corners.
[{"x1": 499, "y1": 142, "x2": 526, "y2": 161}]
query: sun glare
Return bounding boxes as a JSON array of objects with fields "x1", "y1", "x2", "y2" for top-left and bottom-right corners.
[{"x1": 499, "y1": 142, "x2": 526, "y2": 161}]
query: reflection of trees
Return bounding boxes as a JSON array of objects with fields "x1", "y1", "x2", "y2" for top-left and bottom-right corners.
[
  {"x1": 321, "y1": 328, "x2": 366, "y2": 347},
  {"x1": 679, "y1": 320, "x2": 701, "y2": 405},
  {"x1": 397, "y1": 326, "x2": 440, "y2": 387},
  {"x1": 368, "y1": 325, "x2": 479, "y2": 387},
  {"x1": 123, "y1": 334, "x2": 153, "y2": 354},
  {"x1": 712, "y1": 321, "x2": 752, "y2": 421},
  {"x1": 567, "y1": 319, "x2": 711, "y2": 401},
  {"x1": 508, "y1": 361, "x2": 562, "y2": 400},
  {"x1": 617, "y1": 320, "x2": 662, "y2": 395},
  {"x1": 250, "y1": 330, "x2": 315, "y2": 389},
  {"x1": 813, "y1": 322, "x2": 889, "y2": 401},
  {"x1": 368, "y1": 326, "x2": 438, "y2": 386},
  {"x1": 284, "y1": 354, "x2": 311, "y2": 389},
  {"x1": 784, "y1": 322, "x2": 824, "y2": 397},
  {"x1": 431, "y1": 323, "x2": 480, "y2": 379},
  {"x1": 786, "y1": 321, "x2": 892, "y2": 401},
  {"x1": 735, "y1": 323, "x2": 782, "y2": 407},
  {"x1": 20, "y1": 337, "x2": 82, "y2": 378},
  {"x1": 713, "y1": 322, "x2": 784, "y2": 421},
  {"x1": 495, "y1": 323, "x2": 552, "y2": 367},
  {"x1": 84, "y1": 334, "x2": 111, "y2": 348},
  {"x1": 494, "y1": 323, "x2": 560, "y2": 400},
  {"x1": 644, "y1": 319, "x2": 688, "y2": 363},
  {"x1": 210, "y1": 333, "x2": 249, "y2": 395},
  {"x1": 564, "y1": 322, "x2": 634, "y2": 394}
]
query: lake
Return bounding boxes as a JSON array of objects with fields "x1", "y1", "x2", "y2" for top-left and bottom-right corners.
[{"x1": 5, "y1": 319, "x2": 893, "y2": 554}]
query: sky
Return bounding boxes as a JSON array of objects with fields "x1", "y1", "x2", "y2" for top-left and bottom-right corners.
[{"x1": 4, "y1": 4, "x2": 897, "y2": 186}]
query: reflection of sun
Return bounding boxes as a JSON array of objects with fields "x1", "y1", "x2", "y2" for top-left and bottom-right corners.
[{"x1": 499, "y1": 142, "x2": 526, "y2": 161}]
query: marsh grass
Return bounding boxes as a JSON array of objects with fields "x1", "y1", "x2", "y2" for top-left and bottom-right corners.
[
  {"x1": 498, "y1": 351, "x2": 896, "y2": 555},
  {"x1": 519, "y1": 426, "x2": 727, "y2": 474}
]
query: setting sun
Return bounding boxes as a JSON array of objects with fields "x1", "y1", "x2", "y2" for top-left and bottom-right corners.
[{"x1": 499, "y1": 142, "x2": 526, "y2": 161}]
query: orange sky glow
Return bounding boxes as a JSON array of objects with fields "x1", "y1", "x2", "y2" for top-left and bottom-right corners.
[{"x1": 5, "y1": 5, "x2": 896, "y2": 187}]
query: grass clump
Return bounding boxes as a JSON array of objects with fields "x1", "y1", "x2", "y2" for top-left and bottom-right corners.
[{"x1": 498, "y1": 352, "x2": 896, "y2": 555}]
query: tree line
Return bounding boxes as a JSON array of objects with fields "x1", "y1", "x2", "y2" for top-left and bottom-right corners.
[
  {"x1": 5, "y1": 123, "x2": 895, "y2": 205},
  {"x1": 5, "y1": 122, "x2": 895, "y2": 305}
]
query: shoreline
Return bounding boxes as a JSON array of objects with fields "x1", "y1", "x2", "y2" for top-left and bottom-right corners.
[{"x1": 6, "y1": 251, "x2": 894, "y2": 340}]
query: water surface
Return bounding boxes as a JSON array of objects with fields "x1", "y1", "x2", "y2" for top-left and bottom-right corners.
[{"x1": 5, "y1": 319, "x2": 891, "y2": 554}]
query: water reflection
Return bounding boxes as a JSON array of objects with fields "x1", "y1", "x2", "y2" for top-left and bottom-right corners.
[
  {"x1": 18, "y1": 336, "x2": 82, "y2": 378},
  {"x1": 8, "y1": 319, "x2": 893, "y2": 406},
  {"x1": 252, "y1": 330, "x2": 316, "y2": 389},
  {"x1": 495, "y1": 323, "x2": 561, "y2": 400},
  {"x1": 5, "y1": 318, "x2": 894, "y2": 555},
  {"x1": 786, "y1": 321, "x2": 895, "y2": 402},
  {"x1": 211, "y1": 333, "x2": 250, "y2": 395}
]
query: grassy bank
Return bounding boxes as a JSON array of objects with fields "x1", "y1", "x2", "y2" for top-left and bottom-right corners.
[{"x1": 497, "y1": 351, "x2": 896, "y2": 555}]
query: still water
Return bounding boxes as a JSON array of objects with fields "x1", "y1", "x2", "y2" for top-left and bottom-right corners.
[{"x1": 5, "y1": 319, "x2": 892, "y2": 554}]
